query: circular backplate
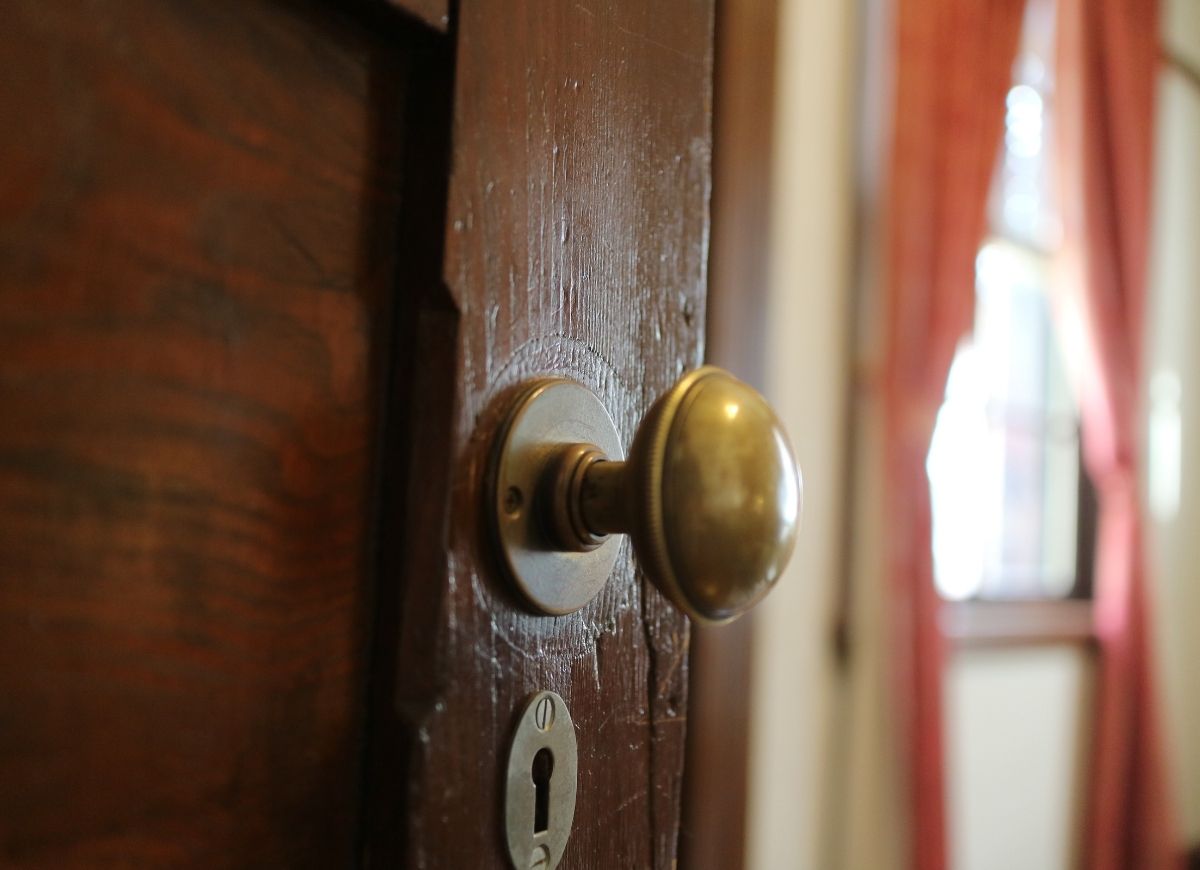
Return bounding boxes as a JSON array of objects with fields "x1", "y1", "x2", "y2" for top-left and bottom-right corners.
[{"x1": 490, "y1": 379, "x2": 623, "y2": 615}]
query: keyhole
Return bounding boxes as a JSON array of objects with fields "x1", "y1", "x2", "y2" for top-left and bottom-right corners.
[{"x1": 531, "y1": 748, "x2": 554, "y2": 835}]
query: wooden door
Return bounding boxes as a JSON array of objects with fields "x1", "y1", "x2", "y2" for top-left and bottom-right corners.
[
  {"x1": 372, "y1": 0, "x2": 715, "y2": 866},
  {"x1": 0, "y1": 0, "x2": 713, "y2": 866}
]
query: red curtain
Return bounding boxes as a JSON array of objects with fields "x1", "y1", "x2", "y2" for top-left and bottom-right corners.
[
  {"x1": 882, "y1": 1, "x2": 1026, "y2": 867},
  {"x1": 1056, "y1": 0, "x2": 1178, "y2": 867}
]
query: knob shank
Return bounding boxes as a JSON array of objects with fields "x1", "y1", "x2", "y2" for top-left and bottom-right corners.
[
  {"x1": 489, "y1": 367, "x2": 802, "y2": 624},
  {"x1": 574, "y1": 367, "x2": 800, "y2": 623}
]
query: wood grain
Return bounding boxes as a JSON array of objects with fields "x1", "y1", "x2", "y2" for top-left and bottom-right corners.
[
  {"x1": 0, "y1": 1, "x2": 423, "y2": 864},
  {"x1": 380, "y1": 0, "x2": 716, "y2": 866}
]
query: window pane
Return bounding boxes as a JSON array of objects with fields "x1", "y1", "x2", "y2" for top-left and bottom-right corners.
[{"x1": 928, "y1": 241, "x2": 1083, "y2": 600}]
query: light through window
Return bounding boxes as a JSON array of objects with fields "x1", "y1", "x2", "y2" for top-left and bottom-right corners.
[{"x1": 926, "y1": 0, "x2": 1093, "y2": 602}]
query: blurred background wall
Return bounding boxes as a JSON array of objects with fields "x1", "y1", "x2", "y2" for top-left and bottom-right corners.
[
  {"x1": 1147, "y1": 0, "x2": 1200, "y2": 854},
  {"x1": 690, "y1": 0, "x2": 1200, "y2": 867},
  {"x1": 744, "y1": 0, "x2": 855, "y2": 867},
  {"x1": 681, "y1": 0, "x2": 857, "y2": 866}
]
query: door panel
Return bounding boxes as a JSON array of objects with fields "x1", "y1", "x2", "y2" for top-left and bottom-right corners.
[
  {"x1": 0, "y1": 0, "x2": 715, "y2": 865},
  {"x1": 382, "y1": 1, "x2": 715, "y2": 866},
  {"x1": 0, "y1": 2, "x2": 421, "y2": 864}
]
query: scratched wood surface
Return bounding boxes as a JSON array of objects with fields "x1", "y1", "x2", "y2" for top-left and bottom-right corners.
[
  {"x1": 380, "y1": 0, "x2": 716, "y2": 866},
  {"x1": 0, "y1": 1, "x2": 427, "y2": 864}
]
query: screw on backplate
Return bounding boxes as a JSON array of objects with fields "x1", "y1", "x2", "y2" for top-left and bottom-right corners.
[
  {"x1": 529, "y1": 844, "x2": 551, "y2": 869},
  {"x1": 534, "y1": 695, "x2": 555, "y2": 732}
]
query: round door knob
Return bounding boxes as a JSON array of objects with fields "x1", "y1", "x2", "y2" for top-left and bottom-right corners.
[{"x1": 488, "y1": 367, "x2": 802, "y2": 624}]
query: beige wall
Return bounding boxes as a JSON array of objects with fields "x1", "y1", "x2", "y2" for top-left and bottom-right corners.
[
  {"x1": 742, "y1": 0, "x2": 913, "y2": 866},
  {"x1": 742, "y1": 0, "x2": 856, "y2": 866},
  {"x1": 740, "y1": 0, "x2": 916, "y2": 866},
  {"x1": 945, "y1": 647, "x2": 1092, "y2": 870},
  {"x1": 1164, "y1": 0, "x2": 1200, "y2": 72},
  {"x1": 1147, "y1": 0, "x2": 1200, "y2": 846}
]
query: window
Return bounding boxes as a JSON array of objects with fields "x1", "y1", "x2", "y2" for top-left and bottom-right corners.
[{"x1": 926, "y1": 0, "x2": 1095, "y2": 605}]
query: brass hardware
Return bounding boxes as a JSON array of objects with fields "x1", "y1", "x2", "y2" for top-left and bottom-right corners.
[
  {"x1": 504, "y1": 691, "x2": 578, "y2": 870},
  {"x1": 488, "y1": 379, "x2": 624, "y2": 615},
  {"x1": 488, "y1": 367, "x2": 802, "y2": 624}
]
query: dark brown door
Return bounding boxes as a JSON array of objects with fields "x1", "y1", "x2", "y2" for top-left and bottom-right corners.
[{"x1": 0, "y1": 0, "x2": 712, "y2": 867}]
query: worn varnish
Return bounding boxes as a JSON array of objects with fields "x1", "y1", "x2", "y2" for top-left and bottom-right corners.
[
  {"x1": 0, "y1": 1, "x2": 424, "y2": 864},
  {"x1": 0, "y1": 0, "x2": 715, "y2": 865},
  {"x1": 381, "y1": 1, "x2": 716, "y2": 867}
]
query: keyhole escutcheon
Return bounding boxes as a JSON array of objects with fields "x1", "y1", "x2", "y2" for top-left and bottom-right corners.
[{"x1": 504, "y1": 691, "x2": 577, "y2": 870}]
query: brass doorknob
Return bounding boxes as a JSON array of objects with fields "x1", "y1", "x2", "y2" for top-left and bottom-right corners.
[{"x1": 488, "y1": 367, "x2": 802, "y2": 624}]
